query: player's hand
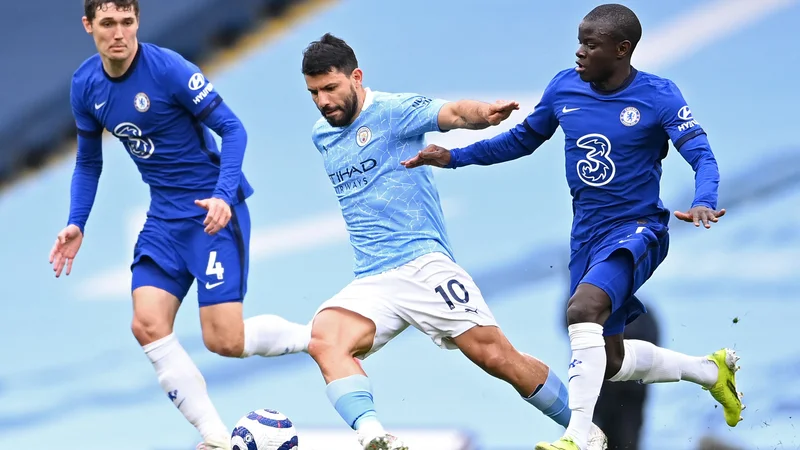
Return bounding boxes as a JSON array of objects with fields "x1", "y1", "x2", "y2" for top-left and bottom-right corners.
[
  {"x1": 49, "y1": 224, "x2": 84, "y2": 277},
  {"x1": 484, "y1": 100, "x2": 520, "y2": 126},
  {"x1": 401, "y1": 144, "x2": 452, "y2": 169},
  {"x1": 673, "y1": 206, "x2": 726, "y2": 228},
  {"x1": 195, "y1": 197, "x2": 231, "y2": 235}
]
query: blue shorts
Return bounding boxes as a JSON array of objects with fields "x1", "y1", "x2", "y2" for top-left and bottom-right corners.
[
  {"x1": 131, "y1": 201, "x2": 251, "y2": 307},
  {"x1": 569, "y1": 221, "x2": 669, "y2": 337}
]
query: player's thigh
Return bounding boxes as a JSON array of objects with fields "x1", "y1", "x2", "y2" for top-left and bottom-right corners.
[
  {"x1": 311, "y1": 277, "x2": 409, "y2": 359},
  {"x1": 182, "y1": 201, "x2": 250, "y2": 307},
  {"x1": 395, "y1": 252, "x2": 498, "y2": 351},
  {"x1": 131, "y1": 281, "x2": 182, "y2": 346},
  {"x1": 574, "y1": 251, "x2": 636, "y2": 329}
]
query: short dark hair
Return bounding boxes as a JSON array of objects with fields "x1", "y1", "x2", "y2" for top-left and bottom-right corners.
[
  {"x1": 584, "y1": 3, "x2": 642, "y2": 53},
  {"x1": 84, "y1": 0, "x2": 139, "y2": 23},
  {"x1": 302, "y1": 33, "x2": 359, "y2": 76}
]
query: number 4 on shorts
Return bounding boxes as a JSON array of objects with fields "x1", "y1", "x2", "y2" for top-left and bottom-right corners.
[
  {"x1": 206, "y1": 250, "x2": 225, "y2": 280},
  {"x1": 435, "y1": 279, "x2": 470, "y2": 310}
]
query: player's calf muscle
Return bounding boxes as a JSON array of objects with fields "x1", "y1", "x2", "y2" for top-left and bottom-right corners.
[{"x1": 454, "y1": 325, "x2": 546, "y2": 396}]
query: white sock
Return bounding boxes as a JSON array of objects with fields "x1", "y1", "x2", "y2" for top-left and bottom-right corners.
[
  {"x1": 356, "y1": 416, "x2": 386, "y2": 444},
  {"x1": 564, "y1": 323, "x2": 606, "y2": 450},
  {"x1": 240, "y1": 315, "x2": 312, "y2": 358},
  {"x1": 609, "y1": 339, "x2": 718, "y2": 387},
  {"x1": 143, "y1": 333, "x2": 228, "y2": 443}
]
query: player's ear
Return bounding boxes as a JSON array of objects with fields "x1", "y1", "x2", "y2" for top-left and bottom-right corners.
[
  {"x1": 82, "y1": 16, "x2": 92, "y2": 34},
  {"x1": 617, "y1": 40, "x2": 632, "y2": 59},
  {"x1": 351, "y1": 68, "x2": 363, "y2": 85}
]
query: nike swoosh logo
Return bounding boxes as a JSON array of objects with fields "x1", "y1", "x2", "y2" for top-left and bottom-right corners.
[
  {"x1": 94, "y1": 102, "x2": 106, "y2": 110},
  {"x1": 205, "y1": 281, "x2": 224, "y2": 289},
  {"x1": 568, "y1": 375, "x2": 579, "y2": 382},
  {"x1": 618, "y1": 239, "x2": 634, "y2": 244},
  {"x1": 562, "y1": 106, "x2": 580, "y2": 113}
]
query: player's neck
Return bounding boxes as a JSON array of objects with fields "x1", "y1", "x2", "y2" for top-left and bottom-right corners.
[
  {"x1": 593, "y1": 65, "x2": 632, "y2": 92},
  {"x1": 102, "y1": 41, "x2": 139, "y2": 78},
  {"x1": 345, "y1": 86, "x2": 368, "y2": 126}
]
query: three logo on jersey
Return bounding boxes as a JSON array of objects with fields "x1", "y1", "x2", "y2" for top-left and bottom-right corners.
[{"x1": 571, "y1": 104, "x2": 696, "y2": 186}]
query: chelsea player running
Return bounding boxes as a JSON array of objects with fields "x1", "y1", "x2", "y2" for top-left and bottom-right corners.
[
  {"x1": 301, "y1": 33, "x2": 607, "y2": 450},
  {"x1": 48, "y1": 2, "x2": 309, "y2": 449},
  {"x1": 402, "y1": 4, "x2": 744, "y2": 450}
]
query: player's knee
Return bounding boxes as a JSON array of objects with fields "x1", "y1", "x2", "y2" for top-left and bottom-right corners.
[
  {"x1": 566, "y1": 284, "x2": 612, "y2": 325},
  {"x1": 308, "y1": 308, "x2": 374, "y2": 361},
  {"x1": 477, "y1": 348, "x2": 513, "y2": 378},
  {"x1": 455, "y1": 326, "x2": 514, "y2": 377},
  {"x1": 131, "y1": 313, "x2": 172, "y2": 346}
]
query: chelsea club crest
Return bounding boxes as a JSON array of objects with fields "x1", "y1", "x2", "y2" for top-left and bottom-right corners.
[
  {"x1": 134, "y1": 92, "x2": 150, "y2": 113},
  {"x1": 356, "y1": 126, "x2": 372, "y2": 147},
  {"x1": 619, "y1": 106, "x2": 640, "y2": 126}
]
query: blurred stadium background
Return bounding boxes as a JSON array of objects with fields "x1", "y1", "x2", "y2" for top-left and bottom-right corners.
[{"x1": 1, "y1": 0, "x2": 798, "y2": 448}]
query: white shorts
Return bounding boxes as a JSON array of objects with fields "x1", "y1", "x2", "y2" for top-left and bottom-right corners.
[{"x1": 313, "y1": 252, "x2": 498, "y2": 359}]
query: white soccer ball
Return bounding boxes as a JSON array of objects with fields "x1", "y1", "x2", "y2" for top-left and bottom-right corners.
[{"x1": 230, "y1": 409, "x2": 298, "y2": 450}]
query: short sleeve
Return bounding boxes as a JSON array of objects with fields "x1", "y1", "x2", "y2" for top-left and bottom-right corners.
[{"x1": 391, "y1": 93, "x2": 449, "y2": 139}]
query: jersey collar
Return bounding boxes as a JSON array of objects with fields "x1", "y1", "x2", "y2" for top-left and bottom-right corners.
[
  {"x1": 103, "y1": 43, "x2": 142, "y2": 83},
  {"x1": 362, "y1": 87, "x2": 374, "y2": 112},
  {"x1": 590, "y1": 67, "x2": 638, "y2": 95}
]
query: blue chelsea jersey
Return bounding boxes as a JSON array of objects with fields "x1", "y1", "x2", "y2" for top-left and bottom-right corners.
[
  {"x1": 311, "y1": 88, "x2": 455, "y2": 278},
  {"x1": 524, "y1": 68, "x2": 706, "y2": 248},
  {"x1": 70, "y1": 42, "x2": 253, "y2": 219}
]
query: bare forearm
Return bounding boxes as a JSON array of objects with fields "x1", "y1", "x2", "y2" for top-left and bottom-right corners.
[{"x1": 443, "y1": 100, "x2": 491, "y2": 130}]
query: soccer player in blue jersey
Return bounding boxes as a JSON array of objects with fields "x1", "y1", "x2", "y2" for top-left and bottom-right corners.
[
  {"x1": 299, "y1": 33, "x2": 607, "y2": 450},
  {"x1": 47, "y1": 2, "x2": 309, "y2": 449},
  {"x1": 402, "y1": 4, "x2": 744, "y2": 450}
]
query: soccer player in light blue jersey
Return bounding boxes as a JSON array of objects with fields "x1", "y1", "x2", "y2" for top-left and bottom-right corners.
[
  {"x1": 297, "y1": 33, "x2": 608, "y2": 450},
  {"x1": 48, "y1": 2, "x2": 309, "y2": 448},
  {"x1": 402, "y1": 5, "x2": 743, "y2": 450}
]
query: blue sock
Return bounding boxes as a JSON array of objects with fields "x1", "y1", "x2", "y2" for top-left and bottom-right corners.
[
  {"x1": 325, "y1": 374, "x2": 379, "y2": 430},
  {"x1": 524, "y1": 368, "x2": 572, "y2": 428}
]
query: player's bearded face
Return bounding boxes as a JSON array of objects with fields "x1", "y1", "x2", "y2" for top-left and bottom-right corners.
[
  {"x1": 84, "y1": 4, "x2": 139, "y2": 62},
  {"x1": 317, "y1": 84, "x2": 359, "y2": 127}
]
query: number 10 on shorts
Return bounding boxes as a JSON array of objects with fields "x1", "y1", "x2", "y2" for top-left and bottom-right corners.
[{"x1": 435, "y1": 279, "x2": 470, "y2": 310}]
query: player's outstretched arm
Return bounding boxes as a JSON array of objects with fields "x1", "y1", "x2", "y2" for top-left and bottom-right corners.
[
  {"x1": 401, "y1": 117, "x2": 546, "y2": 170},
  {"x1": 437, "y1": 100, "x2": 519, "y2": 131}
]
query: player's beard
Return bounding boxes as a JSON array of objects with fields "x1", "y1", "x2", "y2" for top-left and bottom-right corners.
[{"x1": 322, "y1": 86, "x2": 359, "y2": 127}]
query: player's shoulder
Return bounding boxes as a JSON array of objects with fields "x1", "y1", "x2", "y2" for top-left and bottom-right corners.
[
  {"x1": 72, "y1": 53, "x2": 103, "y2": 87},
  {"x1": 139, "y1": 42, "x2": 192, "y2": 73},
  {"x1": 546, "y1": 68, "x2": 580, "y2": 91},
  {"x1": 634, "y1": 70, "x2": 682, "y2": 96},
  {"x1": 375, "y1": 90, "x2": 437, "y2": 110}
]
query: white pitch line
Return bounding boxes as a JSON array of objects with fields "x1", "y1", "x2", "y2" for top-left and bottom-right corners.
[{"x1": 74, "y1": 0, "x2": 796, "y2": 300}]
